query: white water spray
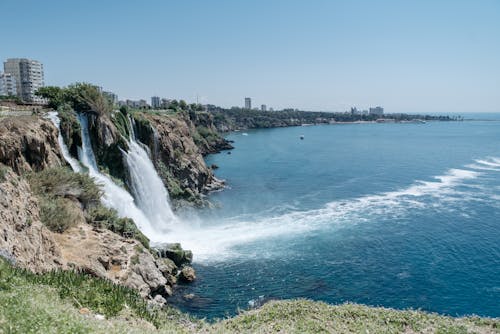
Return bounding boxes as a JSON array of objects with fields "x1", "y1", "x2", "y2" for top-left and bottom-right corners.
[{"x1": 46, "y1": 111, "x2": 82, "y2": 172}]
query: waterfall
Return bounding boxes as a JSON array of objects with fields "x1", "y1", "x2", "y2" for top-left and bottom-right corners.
[
  {"x1": 123, "y1": 115, "x2": 177, "y2": 228},
  {"x1": 76, "y1": 113, "x2": 158, "y2": 238},
  {"x1": 46, "y1": 111, "x2": 82, "y2": 172}
]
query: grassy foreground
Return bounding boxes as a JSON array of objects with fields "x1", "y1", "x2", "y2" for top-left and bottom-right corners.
[{"x1": 0, "y1": 259, "x2": 498, "y2": 334}]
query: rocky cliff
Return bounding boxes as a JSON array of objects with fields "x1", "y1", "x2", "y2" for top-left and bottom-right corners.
[
  {"x1": 0, "y1": 116, "x2": 65, "y2": 174},
  {"x1": 132, "y1": 111, "x2": 226, "y2": 207},
  {"x1": 0, "y1": 166, "x2": 62, "y2": 272},
  {"x1": 0, "y1": 115, "x2": 193, "y2": 302}
]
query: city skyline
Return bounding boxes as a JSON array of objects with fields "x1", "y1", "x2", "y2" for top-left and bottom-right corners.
[{"x1": 1, "y1": 1, "x2": 499, "y2": 113}]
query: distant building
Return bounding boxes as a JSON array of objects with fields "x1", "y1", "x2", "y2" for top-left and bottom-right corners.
[
  {"x1": 3, "y1": 58, "x2": 44, "y2": 103},
  {"x1": 103, "y1": 91, "x2": 118, "y2": 105},
  {"x1": 161, "y1": 98, "x2": 171, "y2": 109},
  {"x1": 261, "y1": 104, "x2": 267, "y2": 112},
  {"x1": 350, "y1": 107, "x2": 361, "y2": 115},
  {"x1": 0, "y1": 72, "x2": 17, "y2": 96},
  {"x1": 126, "y1": 99, "x2": 149, "y2": 108},
  {"x1": 151, "y1": 96, "x2": 160, "y2": 109},
  {"x1": 138, "y1": 99, "x2": 148, "y2": 108},
  {"x1": 244, "y1": 97, "x2": 251, "y2": 109},
  {"x1": 369, "y1": 106, "x2": 384, "y2": 116},
  {"x1": 269, "y1": 107, "x2": 274, "y2": 112}
]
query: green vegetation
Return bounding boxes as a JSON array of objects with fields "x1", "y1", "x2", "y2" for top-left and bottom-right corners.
[
  {"x1": 26, "y1": 166, "x2": 149, "y2": 246},
  {"x1": 36, "y1": 83, "x2": 112, "y2": 116},
  {"x1": 0, "y1": 95, "x2": 22, "y2": 104},
  {"x1": 27, "y1": 167, "x2": 102, "y2": 233},
  {"x1": 209, "y1": 108, "x2": 454, "y2": 131},
  {"x1": 86, "y1": 205, "x2": 150, "y2": 249},
  {"x1": 112, "y1": 106, "x2": 132, "y2": 139},
  {"x1": 213, "y1": 300, "x2": 499, "y2": 334},
  {"x1": 58, "y1": 104, "x2": 82, "y2": 155},
  {"x1": 37, "y1": 196, "x2": 82, "y2": 233},
  {"x1": 27, "y1": 167, "x2": 101, "y2": 207},
  {"x1": 0, "y1": 257, "x2": 196, "y2": 333},
  {"x1": 0, "y1": 256, "x2": 498, "y2": 333},
  {"x1": 0, "y1": 163, "x2": 8, "y2": 181}
]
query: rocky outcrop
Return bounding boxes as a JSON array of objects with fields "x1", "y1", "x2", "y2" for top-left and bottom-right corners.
[
  {"x1": 0, "y1": 167, "x2": 63, "y2": 272},
  {"x1": 87, "y1": 113, "x2": 129, "y2": 182},
  {"x1": 187, "y1": 111, "x2": 233, "y2": 155},
  {"x1": 0, "y1": 116, "x2": 65, "y2": 174},
  {"x1": 133, "y1": 112, "x2": 225, "y2": 206},
  {"x1": 52, "y1": 223, "x2": 172, "y2": 298}
]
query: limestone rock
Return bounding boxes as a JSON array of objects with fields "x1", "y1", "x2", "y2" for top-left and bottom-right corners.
[
  {"x1": 153, "y1": 243, "x2": 192, "y2": 266},
  {"x1": 0, "y1": 168, "x2": 62, "y2": 272},
  {"x1": 156, "y1": 257, "x2": 178, "y2": 276},
  {"x1": 0, "y1": 116, "x2": 65, "y2": 174},
  {"x1": 180, "y1": 266, "x2": 196, "y2": 282},
  {"x1": 133, "y1": 112, "x2": 226, "y2": 206}
]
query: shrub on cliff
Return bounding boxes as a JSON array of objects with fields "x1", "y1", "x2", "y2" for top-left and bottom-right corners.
[
  {"x1": 27, "y1": 167, "x2": 101, "y2": 207},
  {"x1": 27, "y1": 167, "x2": 102, "y2": 233},
  {"x1": 38, "y1": 196, "x2": 82, "y2": 233},
  {"x1": 86, "y1": 205, "x2": 150, "y2": 249}
]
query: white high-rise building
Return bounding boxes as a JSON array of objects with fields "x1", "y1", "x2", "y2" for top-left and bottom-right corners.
[
  {"x1": 0, "y1": 72, "x2": 17, "y2": 96},
  {"x1": 3, "y1": 58, "x2": 45, "y2": 103}
]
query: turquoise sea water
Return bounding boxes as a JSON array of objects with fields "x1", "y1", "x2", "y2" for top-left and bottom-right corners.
[{"x1": 171, "y1": 116, "x2": 500, "y2": 319}]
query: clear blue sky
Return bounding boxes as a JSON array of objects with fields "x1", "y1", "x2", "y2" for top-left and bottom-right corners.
[{"x1": 1, "y1": 0, "x2": 499, "y2": 113}]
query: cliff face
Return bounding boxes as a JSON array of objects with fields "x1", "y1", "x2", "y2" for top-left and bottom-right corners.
[
  {"x1": 187, "y1": 111, "x2": 233, "y2": 155},
  {"x1": 0, "y1": 116, "x2": 65, "y2": 174},
  {"x1": 0, "y1": 115, "x2": 186, "y2": 300},
  {"x1": 87, "y1": 113, "x2": 129, "y2": 182},
  {"x1": 133, "y1": 112, "x2": 225, "y2": 206},
  {"x1": 0, "y1": 167, "x2": 63, "y2": 272}
]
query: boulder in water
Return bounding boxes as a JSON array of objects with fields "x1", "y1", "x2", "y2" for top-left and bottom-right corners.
[
  {"x1": 153, "y1": 243, "x2": 193, "y2": 266},
  {"x1": 180, "y1": 266, "x2": 196, "y2": 282}
]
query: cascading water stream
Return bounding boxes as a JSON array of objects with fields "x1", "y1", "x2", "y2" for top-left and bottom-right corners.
[
  {"x1": 122, "y1": 115, "x2": 178, "y2": 230},
  {"x1": 76, "y1": 113, "x2": 159, "y2": 239},
  {"x1": 46, "y1": 111, "x2": 82, "y2": 172}
]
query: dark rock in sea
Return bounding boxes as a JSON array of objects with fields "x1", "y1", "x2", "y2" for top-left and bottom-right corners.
[
  {"x1": 180, "y1": 266, "x2": 196, "y2": 282},
  {"x1": 211, "y1": 164, "x2": 219, "y2": 170},
  {"x1": 153, "y1": 243, "x2": 193, "y2": 267},
  {"x1": 227, "y1": 151, "x2": 231, "y2": 155}
]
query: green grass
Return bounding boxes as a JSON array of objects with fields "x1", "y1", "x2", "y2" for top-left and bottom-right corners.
[{"x1": 0, "y1": 257, "x2": 498, "y2": 333}]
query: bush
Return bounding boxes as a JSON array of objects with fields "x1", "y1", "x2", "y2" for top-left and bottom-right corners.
[
  {"x1": 86, "y1": 205, "x2": 150, "y2": 249},
  {"x1": 38, "y1": 196, "x2": 81, "y2": 233},
  {"x1": 0, "y1": 164, "x2": 8, "y2": 182},
  {"x1": 27, "y1": 167, "x2": 101, "y2": 207},
  {"x1": 27, "y1": 167, "x2": 102, "y2": 233}
]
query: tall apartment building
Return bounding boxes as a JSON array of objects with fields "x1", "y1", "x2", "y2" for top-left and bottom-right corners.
[
  {"x1": 151, "y1": 96, "x2": 160, "y2": 109},
  {"x1": 261, "y1": 104, "x2": 267, "y2": 112},
  {"x1": 244, "y1": 97, "x2": 252, "y2": 109},
  {"x1": 369, "y1": 106, "x2": 384, "y2": 116},
  {"x1": 3, "y1": 58, "x2": 45, "y2": 103},
  {"x1": 0, "y1": 72, "x2": 17, "y2": 96}
]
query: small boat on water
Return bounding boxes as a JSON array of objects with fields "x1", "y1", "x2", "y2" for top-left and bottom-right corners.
[{"x1": 300, "y1": 135, "x2": 304, "y2": 140}]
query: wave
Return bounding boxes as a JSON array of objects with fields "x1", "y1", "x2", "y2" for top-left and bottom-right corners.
[
  {"x1": 166, "y1": 166, "x2": 487, "y2": 263},
  {"x1": 466, "y1": 157, "x2": 500, "y2": 171}
]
